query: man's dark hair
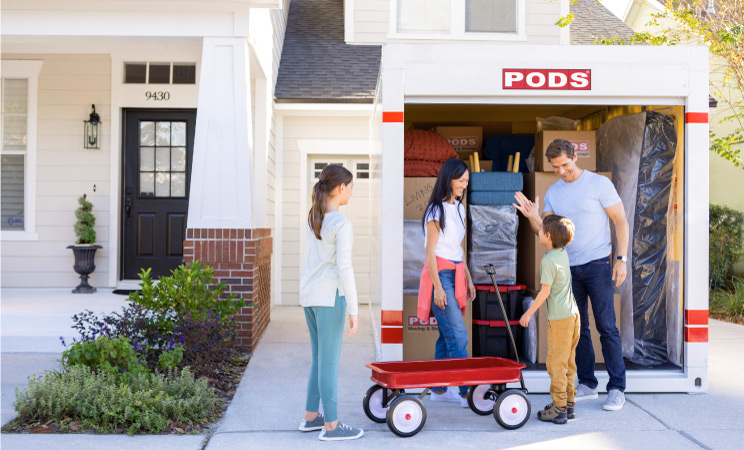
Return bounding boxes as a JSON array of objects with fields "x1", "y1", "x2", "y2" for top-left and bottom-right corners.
[
  {"x1": 542, "y1": 214, "x2": 575, "y2": 249},
  {"x1": 545, "y1": 139, "x2": 575, "y2": 162}
]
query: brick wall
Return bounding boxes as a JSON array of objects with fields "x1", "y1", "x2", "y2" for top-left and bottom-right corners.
[{"x1": 183, "y1": 228, "x2": 273, "y2": 353}]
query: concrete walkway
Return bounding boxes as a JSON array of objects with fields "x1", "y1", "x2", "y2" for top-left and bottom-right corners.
[{"x1": 2, "y1": 289, "x2": 743, "y2": 449}]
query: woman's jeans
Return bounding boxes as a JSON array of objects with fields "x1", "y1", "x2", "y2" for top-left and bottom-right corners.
[
  {"x1": 430, "y1": 268, "x2": 470, "y2": 397},
  {"x1": 571, "y1": 256, "x2": 626, "y2": 392},
  {"x1": 304, "y1": 290, "x2": 346, "y2": 422}
]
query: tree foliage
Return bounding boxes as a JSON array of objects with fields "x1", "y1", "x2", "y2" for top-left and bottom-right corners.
[{"x1": 559, "y1": 0, "x2": 744, "y2": 168}]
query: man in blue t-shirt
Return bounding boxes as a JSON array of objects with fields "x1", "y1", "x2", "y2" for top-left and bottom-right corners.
[{"x1": 514, "y1": 138, "x2": 629, "y2": 412}]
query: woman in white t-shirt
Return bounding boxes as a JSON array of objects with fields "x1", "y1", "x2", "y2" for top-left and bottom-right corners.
[{"x1": 417, "y1": 158, "x2": 476, "y2": 407}]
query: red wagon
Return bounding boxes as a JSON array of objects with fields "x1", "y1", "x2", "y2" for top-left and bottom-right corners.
[{"x1": 363, "y1": 265, "x2": 530, "y2": 437}]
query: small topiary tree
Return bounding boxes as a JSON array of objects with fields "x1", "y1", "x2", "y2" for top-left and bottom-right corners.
[{"x1": 74, "y1": 194, "x2": 97, "y2": 245}]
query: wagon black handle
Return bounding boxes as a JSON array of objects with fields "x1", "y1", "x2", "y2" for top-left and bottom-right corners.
[{"x1": 485, "y1": 264, "x2": 527, "y2": 392}]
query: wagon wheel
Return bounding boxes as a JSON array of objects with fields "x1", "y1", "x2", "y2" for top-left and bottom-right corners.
[
  {"x1": 493, "y1": 389, "x2": 530, "y2": 430},
  {"x1": 386, "y1": 395, "x2": 427, "y2": 437},
  {"x1": 467, "y1": 384, "x2": 498, "y2": 416},
  {"x1": 363, "y1": 384, "x2": 395, "y2": 423}
]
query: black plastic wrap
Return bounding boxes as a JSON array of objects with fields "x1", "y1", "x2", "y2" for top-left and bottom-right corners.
[
  {"x1": 522, "y1": 296, "x2": 537, "y2": 363},
  {"x1": 403, "y1": 220, "x2": 426, "y2": 295},
  {"x1": 469, "y1": 205, "x2": 519, "y2": 251},
  {"x1": 630, "y1": 111, "x2": 677, "y2": 366}
]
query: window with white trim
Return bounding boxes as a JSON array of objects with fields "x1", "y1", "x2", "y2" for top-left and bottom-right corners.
[
  {"x1": 355, "y1": 161, "x2": 370, "y2": 180},
  {"x1": 1, "y1": 61, "x2": 42, "y2": 239},
  {"x1": 312, "y1": 161, "x2": 344, "y2": 180},
  {"x1": 394, "y1": 0, "x2": 522, "y2": 39}
]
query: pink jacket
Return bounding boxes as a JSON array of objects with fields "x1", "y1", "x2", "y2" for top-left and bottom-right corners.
[{"x1": 417, "y1": 257, "x2": 468, "y2": 322}]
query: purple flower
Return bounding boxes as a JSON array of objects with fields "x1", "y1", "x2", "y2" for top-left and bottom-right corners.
[
  {"x1": 59, "y1": 336, "x2": 66, "y2": 347},
  {"x1": 179, "y1": 335, "x2": 186, "y2": 344},
  {"x1": 137, "y1": 359, "x2": 142, "y2": 364}
]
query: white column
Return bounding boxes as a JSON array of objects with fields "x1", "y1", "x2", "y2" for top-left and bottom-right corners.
[{"x1": 188, "y1": 37, "x2": 254, "y2": 229}]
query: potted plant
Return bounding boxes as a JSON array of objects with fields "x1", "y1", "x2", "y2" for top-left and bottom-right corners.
[{"x1": 67, "y1": 194, "x2": 102, "y2": 293}]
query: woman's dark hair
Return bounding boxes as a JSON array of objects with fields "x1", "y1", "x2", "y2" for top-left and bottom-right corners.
[
  {"x1": 308, "y1": 164, "x2": 353, "y2": 240},
  {"x1": 421, "y1": 158, "x2": 469, "y2": 232}
]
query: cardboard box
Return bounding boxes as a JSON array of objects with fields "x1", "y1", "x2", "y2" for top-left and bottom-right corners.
[
  {"x1": 517, "y1": 172, "x2": 612, "y2": 292},
  {"x1": 537, "y1": 293, "x2": 621, "y2": 364},
  {"x1": 436, "y1": 126, "x2": 483, "y2": 158},
  {"x1": 535, "y1": 130, "x2": 596, "y2": 172},
  {"x1": 402, "y1": 294, "x2": 473, "y2": 361},
  {"x1": 466, "y1": 158, "x2": 493, "y2": 173}
]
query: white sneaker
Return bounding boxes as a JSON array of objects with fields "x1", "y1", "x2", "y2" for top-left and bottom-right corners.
[
  {"x1": 603, "y1": 389, "x2": 625, "y2": 411},
  {"x1": 574, "y1": 383, "x2": 598, "y2": 402},
  {"x1": 430, "y1": 388, "x2": 460, "y2": 403},
  {"x1": 460, "y1": 395, "x2": 469, "y2": 408}
]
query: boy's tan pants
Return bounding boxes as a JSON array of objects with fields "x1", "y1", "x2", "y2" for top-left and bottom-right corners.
[{"x1": 547, "y1": 313, "x2": 581, "y2": 408}]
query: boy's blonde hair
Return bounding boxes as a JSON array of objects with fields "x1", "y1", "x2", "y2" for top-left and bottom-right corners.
[{"x1": 542, "y1": 215, "x2": 575, "y2": 249}]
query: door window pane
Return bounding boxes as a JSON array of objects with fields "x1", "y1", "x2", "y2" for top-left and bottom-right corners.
[
  {"x1": 171, "y1": 147, "x2": 186, "y2": 171},
  {"x1": 466, "y1": 0, "x2": 517, "y2": 32},
  {"x1": 156, "y1": 147, "x2": 170, "y2": 171},
  {"x1": 156, "y1": 122, "x2": 171, "y2": 146},
  {"x1": 149, "y1": 64, "x2": 171, "y2": 84},
  {"x1": 155, "y1": 172, "x2": 171, "y2": 197},
  {"x1": 2, "y1": 79, "x2": 28, "y2": 113},
  {"x1": 171, "y1": 173, "x2": 186, "y2": 197},
  {"x1": 140, "y1": 172, "x2": 155, "y2": 196},
  {"x1": 398, "y1": 0, "x2": 450, "y2": 32},
  {"x1": 140, "y1": 121, "x2": 155, "y2": 146},
  {"x1": 140, "y1": 147, "x2": 155, "y2": 171},
  {"x1": 1, "y1": 154, "x2": 25, "y2": 230},
  {"x1": 3, "y1": 115, "x2": 27, "y2": 150},
  {"x1": 171, "y1": 122, "x2": 186, "y2": 146}
]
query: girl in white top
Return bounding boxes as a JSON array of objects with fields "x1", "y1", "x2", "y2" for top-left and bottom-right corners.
[{"x1": 298, "y1": 164, "x2": 363, "y2": 441}]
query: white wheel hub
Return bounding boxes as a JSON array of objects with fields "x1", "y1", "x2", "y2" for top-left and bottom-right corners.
[
  {"x1": 369, "y1": 388, "x2": 387, "y2": 419},
  {"x1": 498, "y1": 394, "x2": 528, "y2": 426},
  {"x1": 472, "y1": 385, "x2": 493, "y2": 412},
  {"x1": 391, "y1": 399, "x2": 423, "y2": 433}
]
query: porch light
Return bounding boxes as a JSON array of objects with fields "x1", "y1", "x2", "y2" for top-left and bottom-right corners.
[{"x1": 84, "y1": 104, "x2": 101, "y2": 149}]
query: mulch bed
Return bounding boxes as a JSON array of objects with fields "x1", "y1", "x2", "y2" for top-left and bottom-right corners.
[
  {"x1": 710, "y1": 311, "x2": 744, "y2": 326},
  {"x1": 1, "y1": 354, "x2": 250, "y2": 435}
]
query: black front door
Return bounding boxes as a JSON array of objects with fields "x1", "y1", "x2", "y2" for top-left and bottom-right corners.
[{"x1": 122, "y1": 110, "x2": 196, "y2": 280}]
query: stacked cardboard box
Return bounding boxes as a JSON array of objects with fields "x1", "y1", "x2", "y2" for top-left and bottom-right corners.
[{"x1": 535, "y1": 130, "x2": 597, "y2": 172}]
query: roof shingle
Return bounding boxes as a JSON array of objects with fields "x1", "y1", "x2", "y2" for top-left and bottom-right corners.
[{"x1": 570, "y1": 0, "x2": 637, "y2": 44}]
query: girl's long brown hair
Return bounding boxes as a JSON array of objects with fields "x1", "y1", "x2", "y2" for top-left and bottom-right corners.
[{"x1": 308, "y1": 164, "x2": 353, "y2": 240}]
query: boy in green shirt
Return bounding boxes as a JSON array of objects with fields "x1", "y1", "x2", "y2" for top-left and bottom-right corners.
[{"x1": 520, "y1": 214, "x2": 580, "y2": 424}]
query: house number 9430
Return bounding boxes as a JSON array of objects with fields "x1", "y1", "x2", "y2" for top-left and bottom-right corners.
[{"x1": 145, "y1": 91, "x2": 170, "y2": 101}]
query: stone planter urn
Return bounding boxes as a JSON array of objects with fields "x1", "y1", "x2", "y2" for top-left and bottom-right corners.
[{"x1": 67, "y1": 244, "x2": 103, "y2": 293}]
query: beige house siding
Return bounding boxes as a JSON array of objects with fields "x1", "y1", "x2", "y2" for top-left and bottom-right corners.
[
  {"x1": 351, "y1": 0, "x2": 561, "y2": 44},
  {"x1": 279, "y1": 114, "x2": 372, "y2": 305},
  {"x1": 1, "y1": 53, "x2": 111, "y2": 287}
]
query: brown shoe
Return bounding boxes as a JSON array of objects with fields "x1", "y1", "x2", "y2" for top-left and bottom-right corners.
[{"x1": 537, "y1": 404, "x2": 568, "y2": 424}]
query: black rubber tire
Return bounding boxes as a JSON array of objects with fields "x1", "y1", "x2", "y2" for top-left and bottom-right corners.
[
  {"x1": 467, "y1": 384, "x2": 498, "y2": 416},
  {"x1": 363, "y1": 384, "x2": 388, "y2": 423},
  {"x1": 493, "y1": 389, "x2": 531, "y2": 430},
  {"x1": 386, "y1": 395, "x2": 427, "y2": 437}
]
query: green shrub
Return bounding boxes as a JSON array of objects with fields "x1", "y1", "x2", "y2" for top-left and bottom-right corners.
[
  {"x1": 62, "y1": 335, "x2": 182, "y2": 380},
  {"x1": 709, "y1": 204, "x2": 744, "y2": 290},
  {"x1": 710, "y1": 277, "x2": 744, "y2": 317},
  {"x1": 73, "y1": 194, "x2": 96, "y2": 245},
  {"x1": 129, "y1": 262, "x2": 244, "y2": 333},
  {"x1": 13, "y1": 366, "x2": 218, "y2": 435}
]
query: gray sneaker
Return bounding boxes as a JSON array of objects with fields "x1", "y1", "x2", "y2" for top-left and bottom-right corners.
[
  {"x1": 318, "y1": 422, "x2": 364, "y2": 441},
  {"x1": 298, "y1": 412, "x2": 324, "y2": 431},
  {"x1": 603, "y1": 389, "x2": 625, "y2": 411},
  {"x1": 574, "y1": 383, "x2": 598, "y2": 402}
]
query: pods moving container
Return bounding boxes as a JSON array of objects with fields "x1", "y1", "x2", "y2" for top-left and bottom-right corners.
[{"x1": 370, "y1": 44, "x2": 709, "y2": 394}]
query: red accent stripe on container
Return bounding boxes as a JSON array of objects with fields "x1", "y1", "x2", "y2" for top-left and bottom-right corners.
[
  {"x1": 381, "y1": 327, "x2": 403, "y2": 344},
  {"x1": 474, "y1": 284, "x2": 527, "y2": 293},
  {"x1": 685, "y1": 310, "x2": 709, "y2": 326},
  {"x1": 684, "y1": 327, "x2": 708, "y2": 343},
  {"x1": 382, "y1": 310, "x2": 403, "y2": 327},
  {"x1": 685, "y1": 112, "x2": 708, "y2": 123},
  {"x1": 472, "y1": 319, "x2": 521, "y2": 327},
  {"x1": 382, "y1": 111, "x2": 404, "y2": 123}
]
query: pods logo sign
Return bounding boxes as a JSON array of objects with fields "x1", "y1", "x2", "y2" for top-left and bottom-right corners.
[
  {"x1": 503, "y1": 69, "x2": 591, "y2": 90},
  {"x1": 409, "y1": 316, "x2": 438, "y2": 326}
]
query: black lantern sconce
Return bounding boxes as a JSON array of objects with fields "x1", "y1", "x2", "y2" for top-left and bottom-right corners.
[{"x1": 84, "y1": 104, "x2": 101, "y2": 149}]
